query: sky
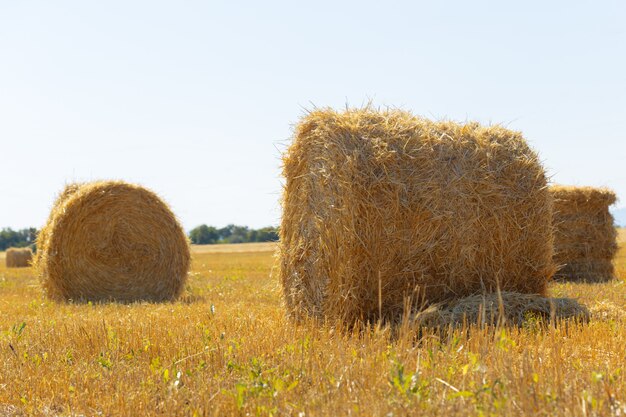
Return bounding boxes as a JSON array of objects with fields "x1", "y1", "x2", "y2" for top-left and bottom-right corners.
[{"x1": 1, "y1": 1, "x2": 625, "y2": 230}]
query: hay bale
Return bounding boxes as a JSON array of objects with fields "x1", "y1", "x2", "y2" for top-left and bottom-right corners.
[
  {"x1": 34, "y1": 181, "x2": 190, "y2": 302},
  {"x1": 550, "y1": 185, "x2": 618, "y2": 282},
  {"x1": 5, "y1": 247, "x2": 33, "y2": 268},
  {"x1": 34, "y1": 182, "x2": 84, "y2": 264},
  {"x1": 412, "y1": 292, "x2": 589, "y2": 327},
  {"x1": 279, "y1": 108, "x2": 556, "y2": 323}
]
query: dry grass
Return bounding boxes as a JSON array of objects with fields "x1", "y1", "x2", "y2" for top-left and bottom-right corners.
[
  {"x1": 413, "y1": 291, "x2": 590, "y2": 328},
  {"x1": 0, "y1": 240, "x2": 624, "y2": 416},
  {"x1": 280, "y1": 108, "x2": 555, "y2": 324},
  {"x1": 34, "y1": 181, "x2": 190, "y2": 303},
  {"x1": 192, "y1": 242, "x2": 277, "y2": 254}
]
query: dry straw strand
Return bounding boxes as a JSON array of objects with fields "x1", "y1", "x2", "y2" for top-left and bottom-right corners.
[
  {"x1": 34, "y1": 181, "x2": 191, "y2": 302},
  {"x1": 5, "y1": 247, "x2": 33, "y2": 268},
  {"x1": 280, "y1": 107, "x2": 556, "y2": 324},
  {"x1": 550, "y1": 185, "x2": 618, "y2": 282},
  {"x1": 411, "y1": 291, "x2": 589, "y2": 328}
]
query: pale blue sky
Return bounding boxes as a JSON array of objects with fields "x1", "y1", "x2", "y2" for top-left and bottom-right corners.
[{"x1": 1, "y1": 1, "x2": 625, "y2": 230}]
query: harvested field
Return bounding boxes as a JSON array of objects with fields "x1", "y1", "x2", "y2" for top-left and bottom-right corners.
[
  {"x1": 192, "y1": 242, "x2": 277, "y2": 254},
  {"x1": 0, "y1": 243, "x2": 624, "y2": 416}
]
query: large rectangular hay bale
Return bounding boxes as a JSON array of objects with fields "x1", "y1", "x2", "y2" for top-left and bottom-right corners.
[
  {"x1": 279, "y1": 108, "x2": 555, "y2": 323},
  {"x1": 550, "y1": 185, "x2": 617, "y2": 282}
]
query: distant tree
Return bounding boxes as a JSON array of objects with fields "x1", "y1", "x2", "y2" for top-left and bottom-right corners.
[
  {"x1": 254, "y1": 227, "x2": 279, "y2": 242},
  {"x1": 247, "y1": 229, "x2": 259, "y2": 242},
  {"x1": 188, "y1": 224, "x2": 279, "y2": 245},
  {"x1": 224, "y1": 225, "x2": 250, "y2": 243},
  {"x1": 217, "y1": 224, "x2": 236, "y2": 241},
  {"x1": 189, "y1": 225, "x2": 219, "y2": 244},
  {"x1": 25, "y1": 227, "x2": 38, "y2": 245},
  {"x1": 0, "y1": 227, "x2": 38, "y2": 251}
]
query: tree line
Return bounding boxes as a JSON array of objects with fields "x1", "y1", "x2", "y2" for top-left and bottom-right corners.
[
  {"x1": 0, "y1": 225, "x2": 279, "y2": 250},
  {"x1": 0, "y1": 228, "x2": 38, "y2": 251},
  {"x1": 188, "y1": 224, "x2": 279, "y2": 244}
]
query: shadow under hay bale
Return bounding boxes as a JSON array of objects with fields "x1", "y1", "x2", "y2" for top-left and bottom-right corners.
[
  {"x1": 411, "y1": 292, "x2": 589, "y2": 328},
  {"x1": 551, "y1": 186, "x2": 618, "y2": 283},
  {"x1": 280, "y1": 107, "x2": 556, "y2": 324},
  {"x1": 5, "y1": 247, "x2": 33, "y2": 268},
  {"x1": 34, "y1": 181, "x2": 191, "y2": 302}
]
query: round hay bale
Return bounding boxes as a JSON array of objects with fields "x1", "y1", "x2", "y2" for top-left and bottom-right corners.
[
  {"x1": 279, "y1": 108, "x2": 556, "y2": 323},
  {"x1": 6, "y1": 247, "x2": 33, "y2": 268},
  {"x1": 34, "y1": 182, "x2": 84, "y2": 267},
  {"x1": 550, "y1": 185, "x2": 618, "y2": 282},
  {"x1": 35, "y1": 181, "x2": 190, "y2": 302}
]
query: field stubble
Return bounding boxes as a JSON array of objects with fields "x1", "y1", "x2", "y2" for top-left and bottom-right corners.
[{"x1": 0, "y1": 238, "x2": 625, "y2": 416}]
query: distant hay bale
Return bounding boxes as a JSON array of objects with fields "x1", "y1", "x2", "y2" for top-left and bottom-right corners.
[
  {"x1": 5, "y1": 247, "x2": 33, "y2": 268},
  {"x1": 34, "y1": 181, "x2": 191, "y2": 302},
  {"x1": 550, "y1": 186, "x2": 618, "y2": 282},
  {"x1": 279, "y1": 108, "x2": 556, "y2": 323},
  {"x1": 412, "y1": 292, "x2": 589, "y2": 327}
]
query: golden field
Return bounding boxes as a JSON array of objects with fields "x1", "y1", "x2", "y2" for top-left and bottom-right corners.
[{"x1": 0, "y1": 235, "x2": 625, "y2": 417}]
